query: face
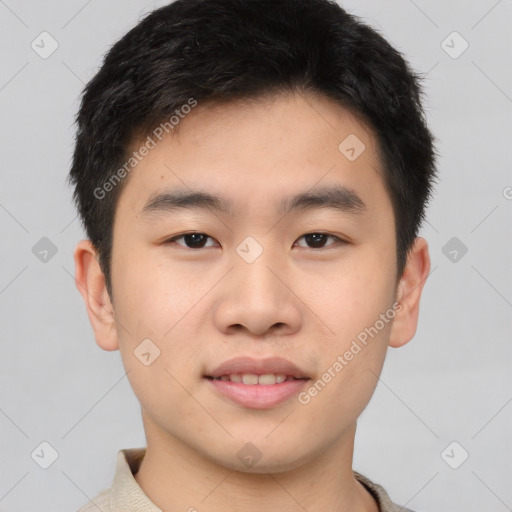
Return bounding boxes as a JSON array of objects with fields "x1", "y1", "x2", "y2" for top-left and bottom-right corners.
[{"x1": 79, "y1": 91, "x2": 421, "y2": 473}]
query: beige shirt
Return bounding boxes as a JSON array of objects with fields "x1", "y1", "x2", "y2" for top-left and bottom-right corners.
[{"x1": 77, "y1": 448, "x2": 415, "y2": 512}]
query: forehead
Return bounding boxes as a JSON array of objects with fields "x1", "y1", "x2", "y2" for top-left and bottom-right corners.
[{"x1": 117, "y1": 91, "x2": 389, "y2": 220}]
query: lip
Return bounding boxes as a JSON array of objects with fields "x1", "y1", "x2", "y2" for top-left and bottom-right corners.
[
  {"x1": 205, "y1": 356, "x2": 310, "y2": 379},
  {"x1": 205, "y1": 377, "x2": 309, "y2": 409}
]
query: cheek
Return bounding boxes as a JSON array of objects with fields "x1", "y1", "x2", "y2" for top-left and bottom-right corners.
[
  {"x1": 112, "y1": 246, "x2": 202, "y2": 337},
  {"x1": 299, "y1": 261, "x2": 394, "y2": 423},
  {"x1": 112, "y1": 256, "x2": 203, "y2": 418},
  {"x1": 309, "y1": 252, "x2": 395, "y2": 342},
  {"x1": 112, "y1": 251, "x2": 212, "y2": 401}
]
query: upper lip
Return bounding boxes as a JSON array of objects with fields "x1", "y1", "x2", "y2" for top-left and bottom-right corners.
[{"x1": 205, "y1": 356, "x2": 310, "y2": 379}]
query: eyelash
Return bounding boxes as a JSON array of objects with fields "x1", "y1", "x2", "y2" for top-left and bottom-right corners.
[{"x1": 163, "y1": 231, "x2": 347, "y2": 250}]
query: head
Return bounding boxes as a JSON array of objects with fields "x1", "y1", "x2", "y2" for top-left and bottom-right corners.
[{"x1": 69, "y1": 0, "x2": 437, "y2": 473}]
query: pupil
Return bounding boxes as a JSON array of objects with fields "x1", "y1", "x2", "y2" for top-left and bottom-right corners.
[
  {"x1": 306, "y1": 233, "x2": 326, "y2": 248},
  {"x1": 186, "y1": 233, "x2": 206, "y2": 248}
]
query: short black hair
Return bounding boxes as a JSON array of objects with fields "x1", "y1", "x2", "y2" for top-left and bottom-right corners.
[{"x1": 67, "y1": 0, "x2": 438, "y2": 300}]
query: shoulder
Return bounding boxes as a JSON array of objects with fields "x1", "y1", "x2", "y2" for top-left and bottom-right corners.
[{"x1": 76, "y1": 488, "x2": 111, "y2": 512}]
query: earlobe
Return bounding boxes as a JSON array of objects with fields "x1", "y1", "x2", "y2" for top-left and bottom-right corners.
[
  {"x1": 73, "y1": 239, "x2": 119, "y2": 351},
  {"x1": 388, "y1": 237, "x2": 431, "y2": 349}
]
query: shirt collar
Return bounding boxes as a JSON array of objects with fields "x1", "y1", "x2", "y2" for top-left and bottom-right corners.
[
  {"x1": 110, "y1": 448, "x2": 406, "y2": 512},
  {"x1": 110, "y1": 448, "x2": 161, "y2": 512}
]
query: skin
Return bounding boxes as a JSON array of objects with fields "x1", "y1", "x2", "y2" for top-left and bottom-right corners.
[{"x1": 74, "y1": 91, "x2": 430, "y2": 512}]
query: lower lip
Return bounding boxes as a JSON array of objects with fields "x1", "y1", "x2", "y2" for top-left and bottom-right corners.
[{"x1": 205, "y1": 377, "x2": 310, "y2": 409}]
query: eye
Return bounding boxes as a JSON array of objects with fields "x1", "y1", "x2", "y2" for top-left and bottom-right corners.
[
  {"x1": 165, "y1": 232, "x2": 218, "y2": 249},
  {"x1": 294, "y1": 232, "x2": 345, "y2": 249}
]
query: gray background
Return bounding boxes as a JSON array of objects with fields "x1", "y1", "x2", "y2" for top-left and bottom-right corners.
[{"x1": 0, "y1": 1, "x2": 511, "y2": 511}]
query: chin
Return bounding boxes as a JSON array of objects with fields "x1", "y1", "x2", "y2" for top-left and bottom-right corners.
[{"x1": 205, "y1": 441, "x2": 313, "y2": 475}]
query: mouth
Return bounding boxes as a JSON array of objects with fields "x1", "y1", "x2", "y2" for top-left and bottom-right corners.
[
  {"x1": 204, "y1": 374, "x2": 309, "y2": 385},
  {"x1": 202, "y1": 356, "x2": 311, "y2": 409},
  {"x1": 203, "y1": 374, "x2": 310, "y2": 409}
]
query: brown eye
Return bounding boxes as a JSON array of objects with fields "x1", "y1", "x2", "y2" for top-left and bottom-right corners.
[
  {"x1": 165, "y1": 232, "x2": 217, "y2": 249},
  {"x1": 295, "y1": 233, "x2": 343, "y2": 249}
]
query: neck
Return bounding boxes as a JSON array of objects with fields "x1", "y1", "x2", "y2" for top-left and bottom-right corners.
[{"x1": 134, "y1": 413, "x2": 379, "y2": 512}]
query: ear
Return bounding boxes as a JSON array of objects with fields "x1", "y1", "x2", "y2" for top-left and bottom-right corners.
[
  {"x1": 388, "y1": 237, "x2": 431, "y2": 348},
  {"x1": 73, "y1": 239, "x2": 119, "y2": 351}
]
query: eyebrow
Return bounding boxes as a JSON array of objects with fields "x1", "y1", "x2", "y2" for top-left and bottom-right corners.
[{"x1": 140, "y1": 184, "x2": 366, "y2": 218}]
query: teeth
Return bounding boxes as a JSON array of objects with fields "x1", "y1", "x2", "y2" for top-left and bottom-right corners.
[
  {"x1": 242, "y1": 374, "x2": 259, "y2": 385},
  {"x1": 215, "y1": 373, "x2": 291, "y2": 385}
]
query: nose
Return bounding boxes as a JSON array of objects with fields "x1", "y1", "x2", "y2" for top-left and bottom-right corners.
[{"x1": 213, "y1": 249, "x2": 302, "y2": 338}]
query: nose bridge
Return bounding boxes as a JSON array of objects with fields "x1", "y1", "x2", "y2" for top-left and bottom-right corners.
[
  {"x1": 212, "y1": 235, "x2": 301, "y2": 336},
  {"x1": 233, "y1": 236, "x2": 283, "y2": 302}
]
